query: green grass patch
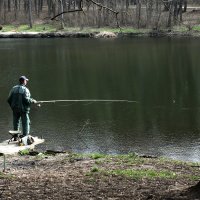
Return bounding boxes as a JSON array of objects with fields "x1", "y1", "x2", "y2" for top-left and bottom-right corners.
[
  {"x1": 187, "y1": 175, "x2": 200, "y2": 181},
  {"x1": 90, "y1": 165, "x2": 99, "y2": 173},
  {"x1": 2, "y1": 24, "x2": 200, "y2": 34},
  {"x1": 1, "y1": 25, "x2": 16, "y2": 32},
  {"x1": 0, "y1": 24, "x2": 146, "y2": 34},
  {"x1": 0, "y1": 172, "x2": 4, "y2": 178},
  {"x1": 120, "y1": 27, "x2": 147, "y2": 33},
  {"x1": 15, "y1": 24, "x2": 57, "y2": 32},
  {"x1": 0, "y1": 172, "x2": 14, "y2": 179},
  {"x1": 77, "y1": 27, "x2": 144, "y2": 33},
  {"x1": 0, "y1": 24, "x2": 56, "y2": 32},
  {"x1": 173, "y1": 25, "x2": 188, "y2": 32},
  {"x1": 193, "y1": 25, "x2": 200, "y2": 31},
  {"x1": 114, "y1": 153, "x2": 145, "y2": 165},
  {"x1": 18, "y1": 149, "x2": 30, "y2": 156},
  {"x1": 89, "y1": 153, "x2": 107, "y2": 160},
  {"x1": 106, "y1": 169, "x2": 177, "y2": 180}
]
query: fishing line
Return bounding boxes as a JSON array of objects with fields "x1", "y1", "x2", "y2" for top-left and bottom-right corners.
[
  {"x1": 57, "y1": 102, "x2": 77, "y2": 107},
  {"x1": 77, "y1": 119, "x2": 91, "y2": 149},
  {"x1": 79, "y1": 119, "x2": 90, "y2": 133},
  {"x1": 83, "y1": 102, "x2": 94, "y2": 106}
]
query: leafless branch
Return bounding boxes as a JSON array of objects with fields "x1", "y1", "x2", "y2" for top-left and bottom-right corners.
[
  {"x1": 51, "y1": 0, "x2": 121, "y2": 28},
  {"x1": 86, "y1": 0, "x2": 118, "y2": 15},
  {"x1": 86, "y1": 0, "x2": 120, "y2": 28},
  {"x1": 51, "y1": 9, "x2": 83, "y2": 20}
]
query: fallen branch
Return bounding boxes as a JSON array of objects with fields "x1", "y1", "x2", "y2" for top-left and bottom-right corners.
[
  {"x1": 51, "y1": 0, "x2": 121, "y2": 28},
  {"x1": 51, "y1": 9, "x2": 83, "y2": 20}
]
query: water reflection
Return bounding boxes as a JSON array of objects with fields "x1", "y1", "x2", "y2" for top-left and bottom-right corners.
[{"x1": 0, "y1": 38, "x2": 200, "y2": 161}]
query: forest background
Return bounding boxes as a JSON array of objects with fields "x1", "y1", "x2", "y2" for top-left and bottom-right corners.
[{"x1": 0, "y1": 0, "x2": 200, "y2": 32}]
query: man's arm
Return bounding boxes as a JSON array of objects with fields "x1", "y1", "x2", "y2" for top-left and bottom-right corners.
[{"x1": 24, "y1": 88, "x2": 37, "y2": 104}]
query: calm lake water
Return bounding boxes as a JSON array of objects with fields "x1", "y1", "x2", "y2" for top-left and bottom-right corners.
[{"x1": 1, "y1": 38, "x2": 200, "y2": 162}]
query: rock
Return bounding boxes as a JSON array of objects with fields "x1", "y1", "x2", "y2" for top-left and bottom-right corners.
[
  {"x1": 95, "y1": 31, "x2": 117, "y2": 38},
  {"x1": 186, "y1": 181, "x2": 200, "y2": 197},
  {"x1": 28, "y1": 151, "x2": 39, "y2": 156},
  {"x1": 45, "y1": 150, "x2": 66, "y2": 155}
]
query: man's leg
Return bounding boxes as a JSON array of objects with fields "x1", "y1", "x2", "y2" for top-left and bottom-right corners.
[
  {"x1": 13, "y1": 110, "x2": 21, "y2": 131},
  {"x1": 21, "y1": 113, "x2": 30, "y2": 136}
]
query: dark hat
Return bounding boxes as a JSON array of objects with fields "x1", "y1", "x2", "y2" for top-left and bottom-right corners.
[{"x1": 19, "y1": 76, "x2": 29, "y2": 81}]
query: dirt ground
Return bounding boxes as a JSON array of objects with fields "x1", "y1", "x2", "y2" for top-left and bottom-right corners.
[{"x1": 0, "y1": 153, "x2": 200, "y2": 200}]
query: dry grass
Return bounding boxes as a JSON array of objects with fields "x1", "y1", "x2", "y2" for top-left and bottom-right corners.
[{"x1": 0, "y1": 153, "x2": 199, "y2": 199}]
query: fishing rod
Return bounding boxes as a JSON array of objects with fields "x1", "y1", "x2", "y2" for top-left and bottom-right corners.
[
  {"x1": 36, "y1": 99, "x2": 139, "y2": 104},
  {"x1": 35, "y1": 99, "x2": 139, "y2": 107}
]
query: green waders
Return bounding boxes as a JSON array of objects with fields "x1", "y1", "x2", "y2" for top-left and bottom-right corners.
[{"x1": 13, "y1": 109, "x2": 30, "y2": 136}]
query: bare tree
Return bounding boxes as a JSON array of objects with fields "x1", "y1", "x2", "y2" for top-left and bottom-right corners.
[
  {"x1": 14, "y1": 0, "x2": 18, "y2": 20},
  {"x1": 28, "y1": 0, "x2": 33, "y2": 28},
  {"x1": 183, "y1": 0, "x2": 187, "y2": 12},
  {"x1": 3, "y1": 0, "x2": 6, "y2": 24},
  {"x1": 136, "y1": 0, "x2": 141, "y2": 28},
  {"x1": 154, "y1": 0, "x2": 162, "y2": 29},
  {"x1": 167, "y1": 0, "x2": 173, "y2": 28},
  {"x1": 146, "y1": 0, "x2": 153, "y2": 27},
  {"x1": 59, "y1": 0, "x2": 65, "y2": 29}
]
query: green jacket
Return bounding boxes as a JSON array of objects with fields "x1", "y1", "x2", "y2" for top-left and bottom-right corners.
[{"x1": 7, "y1": 84, "x2": 35, "y2": 113}]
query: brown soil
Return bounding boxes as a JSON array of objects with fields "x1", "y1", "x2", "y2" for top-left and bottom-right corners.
[{"x1": 0, "y1": 153, "x2": 200, "y2": 200}]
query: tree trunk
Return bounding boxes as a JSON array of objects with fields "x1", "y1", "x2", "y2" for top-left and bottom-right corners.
[
  {"x1": 136, "y1": 0, "x2": 141, "y2": 28},
  {"x1": 8, "y1": 0, "x2": 11, "y2": 12},
  {"x1": 28, "y1": 0, "x2": 33, "y2": 28},
  {"x1": 183, "y1": 0, "x2": 187, "y2": 12},
  {"x1": 52, "y1": 0, "x2": 56, "y2": 17},
  {"x1": 126, "y1": 0, "x2": 129, "y2": 11},
  {"x1": 3, "y1": 0, "x2": 6, "y2": 24},
  {"x1": 47, "y1": 0, "x2": 51, "y2": 16},
  {"x1": 19, "y1": 0, "x2": 21, "y2": 10},
  {"x1": 154, "y1": 0, "x2": 162, "y2": 29},
  {"x1": 14, "y1": 0, "x2": 18, "y2": 20},
  {"x1": 167, "y1": 1, "x2": 173, "y2": 28},
  {"x1": 179, "y1": 0, "x2": 183, "y2": 22},
  {"x1": 97, "y1": 0, "x2": 102, "y2": 28},
  {"x1": 120, "y1": 0, "x2": 125, "y2": 25},
  {"x1": 59, "y1": 0, "x2": 65, "y2": 29},
  {"x1": 173, "y1": 0, "x2": 178, "y2": 25},
  {"x1": 146, "y1": 0, "x2": 153, "y2": 28}
]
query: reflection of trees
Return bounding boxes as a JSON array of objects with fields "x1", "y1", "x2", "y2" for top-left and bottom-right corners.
[
  {"x1": 2, "y1": 38, "x2": 200, "y2": 153},
  {"x1": 10, "y1": 38, "x2": 200, "y2": 135}
]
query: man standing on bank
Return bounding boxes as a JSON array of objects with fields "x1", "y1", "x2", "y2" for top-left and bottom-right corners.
[{"x1": 7, "y1": 76, "x2": 37, "y2": 136}]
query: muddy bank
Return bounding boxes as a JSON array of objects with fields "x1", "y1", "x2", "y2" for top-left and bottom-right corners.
[
  {"x1": 0, "y1": 30, "x2": 200, "y2": 38},
  {"x1": 0, "y1": 152, "x2": 200, "y2": 199}
]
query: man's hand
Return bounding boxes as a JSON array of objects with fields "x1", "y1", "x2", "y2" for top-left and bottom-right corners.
[{"x1": 32, "y1": 99, "x2": 37, "y2": 104}]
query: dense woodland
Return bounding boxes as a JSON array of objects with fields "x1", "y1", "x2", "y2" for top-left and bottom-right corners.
[{"x1": 0, "y1": 0, "x2": 200, "y2": 29}]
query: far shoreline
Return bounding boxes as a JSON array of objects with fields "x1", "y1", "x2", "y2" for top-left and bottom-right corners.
[{"x1": 1, "y1": 29, "x2": 200, "y2": 38}]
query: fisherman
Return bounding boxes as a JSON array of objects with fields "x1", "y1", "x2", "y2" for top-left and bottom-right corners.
[{"x1": 7, "y1": 76, "x2": 37, "y2": 136}]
